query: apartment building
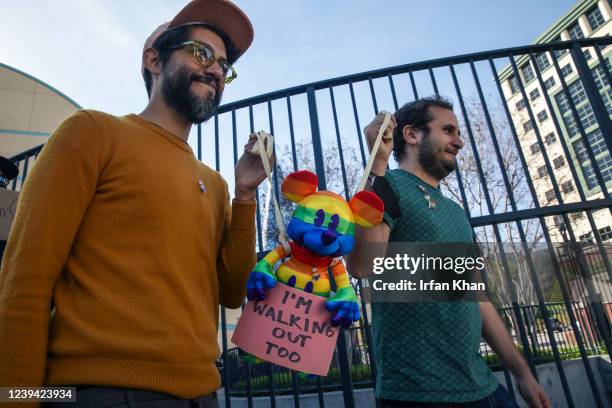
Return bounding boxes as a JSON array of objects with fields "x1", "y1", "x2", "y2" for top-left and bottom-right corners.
[{"x1": 499, "y1": 0, "x2": 612, "y2": 243}]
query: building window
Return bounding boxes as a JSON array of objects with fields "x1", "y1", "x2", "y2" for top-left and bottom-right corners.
[
  {"x1": 573, "y1": 136, "x2": 612, "y2": 189},
  {"x1": 508, "y1": 75, "x2": 519, "y2": 94},
  {"x1": 580, "y1": 162, "x2": 598, "y2": 189},
  {"x1": 568, "y1": 21, "x2": 584, "y2": 40},
  {"x1": 544, "y1": 77, "x2": 556, "y2": 90},
  {"x1": 568, "y1": 80, "x2": 587, "y2": 105},
  {"x1": 530, "y1": 141, "x2": 539, "y2": 154},
  {"x1": 524, "y1": 121, "x2": 535, "y2": 133},
  {"x1": 522, "y1": 64, "x2": 535, "y2": 83},
  {"x1": 537, "y1": 110, "x2": 549, "y2": 123},
  {"x1": 599, "y1": 226, "x2": 612, "y2": 241},
  {"x1": 516, "y1": 99, "x2": 526, "y2": 111},
  {"x1": 553, "y1": 155, "x2": 566, "y2": 169},
  {"x1": 574, "y1": 129, "x2": 607, "y2": 161},
  {"x1": 561, "y1": 181, "x2": 574, "y2": 194},
  {"x1": 529, "y1": 88, "x2": 541, "y2": 101},
  {"x1": 587, "y1": 6, "x2": 605, "y2": 32},
  {"x1": 561, "y1": 64, "x2": 573, "y2": 77},
  {"x1": 545, "y1": 189, "x2": 556, "y2": 202},
  {"x1": 552, "y1": 35, "x2": 568, "y2": 59},
  {"x1": 591, "y1": 63, "x2": 612, "y2": 115},
  {"x1": 555, "y1": 80, "x2": 597, "y2": 137},
  {"x1": 592, "y1": 64, "x2": 610, "y2": 90},
  {"x1": 583, "y1": 49, "x2": 592, "y2": 61},
  {"x1": 535, "y1": 53, "x2": 551, "y2": 72},
  {"x1": 545, "y1": 132, "x2": 556, "y2": 145},
  {"x1": 579, "y1": 232, "x2": 593, "y2": 243},
  {"x1": 556, "y1": 92, "x2": 572, "y2": 116},
  {"x1": 576, "y1": 104, "x2": 597, "y2": 130},
  {"x1": 537, "y1": 166, "x2": 547, "y2": 178},
  {"x1": 562, "y1": 113, "x2": 580, "y2": 137},
  {"x1": 586, "y1": 129, "x2": 607, "y2": 157}
]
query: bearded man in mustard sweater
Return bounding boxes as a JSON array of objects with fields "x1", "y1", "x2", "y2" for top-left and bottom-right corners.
[{"x1": 0, "y1": 1, "x2": 266, "y2": 406}]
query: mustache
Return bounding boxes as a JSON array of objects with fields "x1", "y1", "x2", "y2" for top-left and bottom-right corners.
[
  {"x1": 190, "y1": 74, "x2": 219, "y2": 91},
  {"x1": 444, "y1": 147, "x2": 459, "y2": 155}
]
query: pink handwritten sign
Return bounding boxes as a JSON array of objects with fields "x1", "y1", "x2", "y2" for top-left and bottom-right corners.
[{"x1": 232, "y1": 283, "x2": 340, "y2": 376}]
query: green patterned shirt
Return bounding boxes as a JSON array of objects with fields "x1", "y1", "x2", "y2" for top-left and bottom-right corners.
[{"x1": 372, "y1": 169, "x2": 498, "y2": 402}]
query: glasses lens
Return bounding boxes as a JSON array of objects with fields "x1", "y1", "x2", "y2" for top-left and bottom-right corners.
[
  {"x1": 195, "y1": 44, "x2": 214, "y2": 65},
  {"x1": 222, "y1": 64, "x2": 236, "y2": 83}
]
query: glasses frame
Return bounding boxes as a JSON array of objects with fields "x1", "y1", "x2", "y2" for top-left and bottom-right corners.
[{"x1": 168, "y1": 41, "x2": 237, "y2": 84}]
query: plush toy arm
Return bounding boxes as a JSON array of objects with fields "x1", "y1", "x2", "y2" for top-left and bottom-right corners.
[
  {"x1": 325, "y1": 258, "x2": 361, "y2": 329},
  {"x1": 246, "y1": 243, "x2": 291, "y2": 301}
]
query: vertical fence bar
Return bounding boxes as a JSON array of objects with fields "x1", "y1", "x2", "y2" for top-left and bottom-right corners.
[
  {"x1": 267, "y1": 99, "x2": 281, "y2": 217},
  {"x1": 428, "y1": 67, "x2": 439, "y2": 96},
  {"x1": 20, "y1": 157, "x2": 30, "y2": 189},
  {"x1": 570, "y1": 43, "x2": 612, "y2": 154},
  {"x1": 307, "y1": 86, "x2": 355, "y2": 408},
  {"x1": 264, "y1": 100, "x2": 278, "y2": 408},
  {"x1": 330, "y1": 85, "x2": 378, "y2": 387},
  {"x1": 408, "y1": 71, "x2": 419, "y2": 99},
  {"x1": 349, "y1": 81, "x2": 367, "y2": 166},
  {"x1": 215, "y1": 111, "x2": 232, "y2": 408},
  {"x1": 330, "y1": 86, "x2": 350, "y2": 201},
  {"x1": 593, "y1": 43, "x2": 612, "y2": 93},
  {"x1": 368, "y1": 77, "x2": 379, "y2": 114},
  {"x1": 287, "y1": 94, "x2": 300, "y2": 406},
  {"x1": 246, "y1": 105, "x2": 257, "y2": 408},
  {"x1": 286, "y1": 96, "x2": 299, "y2": 172},
  {"x1": 388, "y1": 74, "x2": 399, "y2": 111}
]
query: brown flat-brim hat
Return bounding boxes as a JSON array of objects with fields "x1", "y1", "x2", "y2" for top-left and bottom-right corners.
[{"x1": 141, "y1": 0, "x2": 253, "y2": 77}]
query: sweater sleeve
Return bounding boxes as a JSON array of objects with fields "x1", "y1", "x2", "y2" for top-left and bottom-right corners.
[
  {"x1": 0, "y1": 110, "x2": 105, "y2": 389},
  {"x1": 217, "y1": 190, "x2": 257, "y2": 309}
]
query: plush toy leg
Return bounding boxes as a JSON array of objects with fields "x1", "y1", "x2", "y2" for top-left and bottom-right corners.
[{"x1": 325, "y1": 287, "x2": 361, "y2": 329}]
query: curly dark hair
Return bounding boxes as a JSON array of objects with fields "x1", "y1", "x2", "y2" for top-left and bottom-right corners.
[
  {"x1": 143, "y1": 24, "x2": 238, "y2": 98},
  {"x1": 392, "y1": 96, "x2": 454, "y2": 162}
]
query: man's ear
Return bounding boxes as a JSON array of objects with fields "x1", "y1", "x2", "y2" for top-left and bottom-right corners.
[
  {"x1": 402, "y1": 125, "x2": 419, "y2": 147},
  {"x1": 143, "y1": 48, "x2": 162, "y2": 75}
]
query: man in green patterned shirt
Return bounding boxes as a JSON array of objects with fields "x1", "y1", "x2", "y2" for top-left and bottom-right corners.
[{"x1": 347, "y1": 97, "x2": 550, "y2": 408}]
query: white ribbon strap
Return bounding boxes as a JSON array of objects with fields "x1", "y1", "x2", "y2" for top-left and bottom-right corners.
[
  {"x1": 356, "y1": 112, "x2": 392, "y2": 192},
  {"x1": 251, "y1": 131, "x2": 287, "y2": 244}
]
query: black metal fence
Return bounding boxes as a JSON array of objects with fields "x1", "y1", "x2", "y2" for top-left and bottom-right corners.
[{"x1": 8, "y1": 37, "x2": 612, "y2": 407}]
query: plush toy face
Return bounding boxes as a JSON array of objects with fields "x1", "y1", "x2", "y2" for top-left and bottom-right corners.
[
  {"x1": 287, "y1": 191, "x2": 356, "y2": 257},
  {"x1": 282, "y1": 170, "x2": 384, "y2": 257}
]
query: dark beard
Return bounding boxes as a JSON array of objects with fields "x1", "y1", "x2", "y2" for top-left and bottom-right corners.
[
  {"x1": 418, "y1": 132, "x2": 457, "y2": 180},
  {"x1": 161, "y1": 65, "x2": 222, "y2": 124}
]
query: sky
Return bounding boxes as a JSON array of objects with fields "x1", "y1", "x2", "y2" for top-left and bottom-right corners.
[
  {"x1": 2, "y1": 0, "x2": 584, "y2": 213},
  {"x1": 1, "y1": 0, "x2": 591, "y2": 246},
  {"x1": 2, "y1": 0, "x2": 579, "y2": 115}
]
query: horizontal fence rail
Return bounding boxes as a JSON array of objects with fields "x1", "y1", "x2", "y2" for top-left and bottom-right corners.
[{"x1": 7, "y1": 37, "x2": 612, "y2": 408}]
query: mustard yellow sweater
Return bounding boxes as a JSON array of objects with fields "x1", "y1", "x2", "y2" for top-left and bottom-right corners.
[{"x1": 0, "y1": 110, "x2": 256, "y2": 399}]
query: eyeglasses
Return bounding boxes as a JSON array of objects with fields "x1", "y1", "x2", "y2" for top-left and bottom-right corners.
[{"x1": 168, "y1": 41, "x2": 237, "y2": 84}]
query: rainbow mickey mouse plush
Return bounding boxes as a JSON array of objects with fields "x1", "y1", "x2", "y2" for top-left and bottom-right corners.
[{"x1": 246, "y1": 170, "x2": 384, "y2": 329}]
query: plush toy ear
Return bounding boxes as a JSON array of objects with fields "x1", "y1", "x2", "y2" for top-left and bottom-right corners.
[
  {"x1": 281, "y1": 170, "x2": 319, "y2": 202},
  {"x1": 349, "y1": 191, "x2": 384, "y2": 228}
]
